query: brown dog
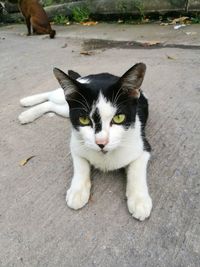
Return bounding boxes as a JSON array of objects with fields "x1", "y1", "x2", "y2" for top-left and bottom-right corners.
[{"x1": 19, "y1": 0, "x2": 56, "y2": 38}]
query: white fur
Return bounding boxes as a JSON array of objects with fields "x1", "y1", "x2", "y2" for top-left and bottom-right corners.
[
  {"x1": 77, "y1": 77, "x2": 91, "y2": 84},
  {"x1": 67, "y1": 94, "x2": 152, "y2": 220},
  {"x1": 18, "y1": 88, "x2": 69, "y2": 124}
]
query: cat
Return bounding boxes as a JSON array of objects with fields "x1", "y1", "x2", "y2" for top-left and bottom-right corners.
[
  {"x1": 19, "y1": 0, "x2": 56, "y2": 38},
  {"x1": 19, "y1": 63, "x2": 152, "y2": 221}
]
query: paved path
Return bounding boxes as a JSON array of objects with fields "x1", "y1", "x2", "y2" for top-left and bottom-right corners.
[{"x1": 0, "y1": 23, "x2": 200, "y2": 267}]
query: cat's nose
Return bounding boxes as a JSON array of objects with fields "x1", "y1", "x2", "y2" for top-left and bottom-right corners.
[
  {"x1": 98, "y1": 144, "x2": 105, "y2": 149},
  {"x1": 95, "y1": 138, "x2": 109, "y2": 149}
]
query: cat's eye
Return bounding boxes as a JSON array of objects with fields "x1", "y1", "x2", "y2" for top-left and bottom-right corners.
[
  {"x1": 112, "y1": 114, "x2": 126, "y2": 124},
  {"x1": 79, "y1": 116, "x2": 90, "y2": 126}
]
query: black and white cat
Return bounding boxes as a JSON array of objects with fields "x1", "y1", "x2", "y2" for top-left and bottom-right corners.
[{"x1": 19, "y1": 63, "x2": 152, "y2": 221}]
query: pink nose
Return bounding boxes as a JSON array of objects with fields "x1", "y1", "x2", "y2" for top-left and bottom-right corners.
[{"x1": 95, "y1": 138, "x2": 109, "y2": 149}]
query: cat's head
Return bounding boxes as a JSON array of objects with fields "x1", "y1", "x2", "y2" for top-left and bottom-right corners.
[{"x1": 54, "y1": 63, "x2": 146, "y2": 153}]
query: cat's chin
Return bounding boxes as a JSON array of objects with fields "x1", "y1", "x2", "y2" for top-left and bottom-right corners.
[{"x1": 100, "y1": 150, "x2": 108, "y2": 154}]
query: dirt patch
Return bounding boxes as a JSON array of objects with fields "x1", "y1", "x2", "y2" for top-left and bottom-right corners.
[{"x1": 83, "y1": 38, "x2": 200, "y2": 51}]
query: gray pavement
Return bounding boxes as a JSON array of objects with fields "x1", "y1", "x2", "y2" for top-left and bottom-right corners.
[{"x1": 0, "y1": 23, "x2": 200, "y2": 267}]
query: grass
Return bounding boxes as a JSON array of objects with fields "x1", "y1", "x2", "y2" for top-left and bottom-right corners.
[
  {"x1": 191, "y1": 13, "x2": 200, "y2": 24},
  {"x1": 53, "y1": 14, "x2": 69, "y2": 25},
  {"x1": 72, "y1": 6, "x2": 91, "y2": 23}
]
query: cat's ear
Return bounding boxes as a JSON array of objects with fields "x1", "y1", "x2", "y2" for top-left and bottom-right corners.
[
  {"x1": 68, "y1": 70, "x2": 81, "y2": 80},
  {"x1": 120, "y1": 63, "x2": 146, "y2": 98},
  {"x1": 53, "y1": 68, "x2": 78, "y2": 97}
]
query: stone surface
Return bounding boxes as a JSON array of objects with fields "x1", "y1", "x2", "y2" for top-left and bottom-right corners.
[
  {"x1": 0, "y1": 23, "x2": 200, "y2": 267},
  {"x1": 188, "y1": 0, "x2": 200, "y2": 11}
]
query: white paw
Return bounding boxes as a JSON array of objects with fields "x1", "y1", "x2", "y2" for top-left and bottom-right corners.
[
  {"x1": 18, "y1": 111, "x2": 34, "y2": 124},
  {"x1": 20, "y1": 97, "x2": 34, "y2": 107},
  {"x1": 66, "y1": 186, "x2": 90, "y2": 210},
  {"x1": 127, "y1": 195, "x2": 152, "y2": 221}
]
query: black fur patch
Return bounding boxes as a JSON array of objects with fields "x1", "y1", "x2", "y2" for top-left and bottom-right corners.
[{"x1": 92, "y1": 107, "x2": 102, "y2": 133}]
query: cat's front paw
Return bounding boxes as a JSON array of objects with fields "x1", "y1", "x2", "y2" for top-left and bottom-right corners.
[
  {"x1": 127, "y1": 195, "x2": 152, "y2": 221},
  {"x1": 66, "y1": 186, "x2": 90, "y2": 210}
]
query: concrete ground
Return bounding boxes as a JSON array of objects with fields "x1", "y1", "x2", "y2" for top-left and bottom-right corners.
[{"x1": 0, "y1": 23, "x2": 200, "y2": 267}]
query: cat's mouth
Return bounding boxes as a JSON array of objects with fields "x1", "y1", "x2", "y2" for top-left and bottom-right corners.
[{"x1": 101, "y1": 150, "x2": 108, "y2": 154}]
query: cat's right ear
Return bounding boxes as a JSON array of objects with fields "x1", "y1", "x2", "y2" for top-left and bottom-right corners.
[
  {"x1": 68, "y1": 70, "x2": 81, "y2": 80},
  {"x1": 53, "y1": 68, "x2": 78, "y2": 97}
]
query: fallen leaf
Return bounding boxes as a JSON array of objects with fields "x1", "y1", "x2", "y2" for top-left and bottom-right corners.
[
  {"x1": 142, "y1": 40, "x2": 161, "y2": 47},
  {"x1": 80, "y1": 51, "x2": 93, "y2": 56},
  {"x1": 160, "y1": 23, "x2": 169, "y2": 26},
  {"x1": 171, "y1": 16, "x2": 189, "y2": 24},
  {"x1": 61, "y1": 43, "x2": 68, "y2": 48},
  {"x1": 81, "y1": 21, "x2": 98, "y2": 26},
  {"x1": 166, "y1": 55, "x2": 176, "y2": 60},
  {"x1": 19, "y1": 156, "x2": 35, "y2": 166}
]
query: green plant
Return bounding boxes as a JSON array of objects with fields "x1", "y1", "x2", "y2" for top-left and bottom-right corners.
[
  {"x1": 43, "y1": 0, "x2": 54, "y2": 6},
  {"x1": 53, "y1": 14, "x2": 69, "y2": 25},
  {"x1": 191, "y1": 14, "x2": 200, "y2": 24},
  {"x1": 134, "y1": 0, "x2": 145, "y2": 20},
  {"x1": 117, "y1": 0, "x2": 128, "y2": 13},
  {"x1": 72, "y1": 6, "x2": 90, "y2": 23}
]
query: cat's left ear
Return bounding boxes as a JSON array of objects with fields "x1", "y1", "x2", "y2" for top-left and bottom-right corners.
[
  {"x1": 53, "y1": 68, "x2": 78, "y2": 97},
  {"x1": 120, "y1": 63, "x2": 146, "y2": 98}
]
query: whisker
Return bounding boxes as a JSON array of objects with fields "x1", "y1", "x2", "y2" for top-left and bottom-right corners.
[
  {"x1": 113, "y1": 87, "x2": 123, "y2": 105},
  {"x1": 75, "y1": 90, "x2": 90, "y2": 110},
  {"x1": 68, "y1": 98, "x2": 89, "y2": 111},
  {"x1": 70, "y1": 107, "x2": 88, "y2": 113}
]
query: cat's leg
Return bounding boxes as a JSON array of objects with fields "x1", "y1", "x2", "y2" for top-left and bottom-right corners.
[
  {"x1": 66, "y1": 154, "x2": 91, "y2": 210},
  {"x1": 18, "y1": 101, "x2": 69, "y2": 124},
  {"x1": 48, "y1": 88, "x2": 66, "y2": 105},
  {"x1": 20, "y1": 91, "x2": 51, "y2": 107},
  {"x1": 20, "y1": 88, "x2": 65, "y2": 107},
  {"x1": 126, "y1": 151, "x2": 152, "y2": 221}
]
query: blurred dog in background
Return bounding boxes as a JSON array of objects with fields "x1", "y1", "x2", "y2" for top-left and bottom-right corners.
[{"x1": 19, "y1": 0, "x2": 56, "y2": 38}]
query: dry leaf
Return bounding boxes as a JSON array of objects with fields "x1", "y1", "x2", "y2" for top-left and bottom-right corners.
[
  {"x1": 167, "y1": 55, "x2": 176, "y2": 60},
  {"x1": 143, "y1": 41, "x2": 160, "y2": 47},
  {"x1": 80, "y1": 51, "x2": 93, "y2": 56},
  {"x1": 81, "y1": 21, "x2": 98, "y2": 26},
  {"x1": 61, "y1": 43, "x2": 68, "y2": 48},
  {"x1": 171, "y1": 16, "x2": 189, "y2": 24},
  {"x1": 19, "y1": 156, "x2": 35, "y2": 166},
  {"x1": 160, "y1": 23, "x2": 169, "y2": 26}
]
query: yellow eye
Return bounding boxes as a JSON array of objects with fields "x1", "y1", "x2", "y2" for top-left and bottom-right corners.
[
  {"x1": 79, "y1": 116, "x2": 90, "y2": 125},
  {"x1": 112, "y1": 114, "x2": 126, "y2": 124}
]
